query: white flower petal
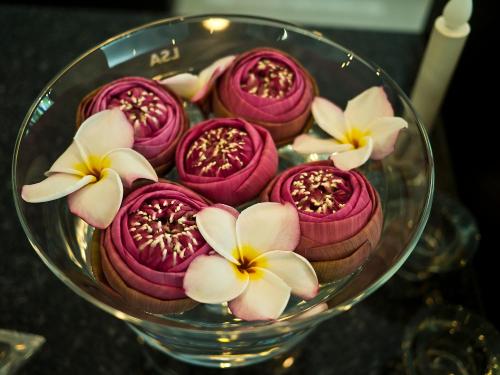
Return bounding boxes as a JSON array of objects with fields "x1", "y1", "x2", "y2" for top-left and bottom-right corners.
[
  {"x1": 103, "y1": 148, "x2": 158, "y2": 187},
  {"x1": 345, "y1": 87, "x2": 394, "y2": 129},
  {"x1": 196, "y1": 207, "x2": 240, "y2": 264},
  {"x1": 293, "y1": 134, "x2": 353, "y2": 154},
  {"x1": 236, "y1": 202, "x2": 300, "y2": 258},
  {"x1": 197, "y1": 55, "x2": 235, "y2": 88},
  {"x1": 330, "y1": 137, "x2": 374, "y2": 170},
  {"x1": 367, "y1": 116, "x2": 408, "y2": 160},
  {"x1": 75, "y1": 109, "x2": 134, "y2": 156},
  {"x1": 21, "y1": 173, "x2": 96, "y2": 203},
  {"x1": 228, "y1": 268, "x2": 291, "y2": 321},
  {"x1": 211, "y1": 203, "x2": 239, "y2": 218},
  {"x1": 312, "y1": 96, "x2": 349, "y2": 141},
  {"x1": 252, "y1": 251, "x2": 318, "y2": 300},
  {"x1": 47, "y1": 141, "x2": 88, "y2": 176},
  {"x1": 191, "y1": 55, "x2": 235, "y2": 102},
  {"x1": 184, "y1": 255, "x2": 249, "y2": 304},
  {"x1": 160, "y1": 73, "x2": 201, "y2": 99},
  {"x1": 67, "y1": 168, "x2": 123, "y2": 229}
]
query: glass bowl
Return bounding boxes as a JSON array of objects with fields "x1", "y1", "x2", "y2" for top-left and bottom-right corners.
[{"x1": 12, "y1": 15, "x2": 434, "y2": 368}]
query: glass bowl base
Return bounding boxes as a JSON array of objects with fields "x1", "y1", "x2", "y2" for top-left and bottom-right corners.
[{"x1": 132, "y1": 323, "x2": 311, "y2": 369}]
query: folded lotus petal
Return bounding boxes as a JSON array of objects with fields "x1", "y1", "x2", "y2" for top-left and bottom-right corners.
[
  {"x1": 367, "y1": 116, "x2": 408, "y2": 160},
  {"x1": 21, "y1": 173, "x2": 96, "y2": 203},
  {"x1": 96, "y1": 233, "x2": 196, "y2": 313},
  {"x1": 96, "y1": 180, "x2": 210, "y2": 307},
  {"x1": 228, "y1": 268, "x2": 291, "y2": 321},
  {"x1": 289, "y1": 168, "x2": 372, "y2": 223},
  {"x1": 214, "y1": 48, "x2": 316, "y2": 145},
  {"x1": 111, "y1": 180, "x2": 210, "y2": 273},
  {"x1": 76, "y1": 87, "x2": 100, "y2": 129},
  {"x1": 217, "y1": 49, "x2": 313, "y2": 120},
  {"x1": 176, "y1": 118, "x2": 278, "y2": 206},
  {"x1": 298, "y1": 196, "x2": 383, "y2": 261},
  {"x1": 345, "y1": 86, "x2": 394, "y2": 129},
  {"x1": 293, "y1": 134, "x2": 352, "y2": 154},
  {"x1": 261, "y1": 161, "x2": 383, "y2": 275},
  {"x1": 75, "y1": 109, "x2": 134, "y2": 155},
  {"x1": 68, "y1": 168, "x2": 123, "y2": 229},
  {"x1": 298, "y1": 205, "x2": 373, "y2": 245},
  {"x1": 160, "y1": 73, "x2": 200, "y2": 99},
  {"x1": 212, "y1": 89, "x2": 314, "y2": 146},
  {"x1": 236, "y1": 202, "x2": 300, "y2": 257},
  {"x1": 252, "y1": 251, "x2": 318, "y2": 300},
  {"x1": 78, "y1": 77, "x2": 188, "y2": 173},
  {"x1": 192, "y1": 55, "x2": 235, "y2": 102},
  {"x1": 47, "y1": 141, "x2": 88, "y2": 176},
  {"x1": 311, "y1": 96, "x2": 349, "y2": 141},
  {"x1": 184, "y1": 255, "x2": 249, "y2": 304},
  {"x1": 196, "y1": 207, "x2": 239, "y2": 264},
  {"x1": 298, "y1": 173, "x2": 374, "y2": 241},
  {"x1": 311, "y1": 240, "x2": 372, "y2": 282},
  {"x1": 103, "y1": 229, "x2": 184, "y2": 288},
  {"x1": 262, "y1": 161, "x2": 371, "y2": 222},
  {"x1": 330, "y1": 137, "x2": 373, "y2": 171},
  {"x1": 100, "y1": 253, "x2": 197, "y2": 314},
  {"x1": 89, "y1": 233, "x2": 122, "y2": 299},
  {"x1": 103, "y1": 230, "x2": 186, "y2": 299},
  {"x1": 103, "y1": 148, "x2": 158, "y2": 188}
]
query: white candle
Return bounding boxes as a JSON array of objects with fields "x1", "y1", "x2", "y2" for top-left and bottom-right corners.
[{"x1": 411, "y1": 0, "x2": 472, "y2": 131}]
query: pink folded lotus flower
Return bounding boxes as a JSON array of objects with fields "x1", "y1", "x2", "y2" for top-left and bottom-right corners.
[
  {"x1": 261, "y1": 161, "x2": 383, "y2": 282},
  {"x1": 176, "y1": 118, "x2": 278, "y2": 206},
  {"x1": 212, "y1": 48, "x2": 316, "y2": 145},
  {"x1": 96, "y1": 180, "x2": 212, "y2": 313},
  {"x1": 78, "y1": 76, "x2": 188, "y2": 174}
]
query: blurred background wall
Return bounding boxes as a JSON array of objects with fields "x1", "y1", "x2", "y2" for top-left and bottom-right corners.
[{"x1": 1, "y1": 0, "x2": 433, "y2": 32}]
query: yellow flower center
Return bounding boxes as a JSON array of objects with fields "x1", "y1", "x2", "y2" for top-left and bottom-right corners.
[
  {"x1": 74, "y1": 155, "x2": 111, "y2": 179},
  {"x1": 232, "y1": 245, "x2": 267, "y2": 280},
  {"x1": 343, "y1": 128, "x2": 370, "y2": 149}
]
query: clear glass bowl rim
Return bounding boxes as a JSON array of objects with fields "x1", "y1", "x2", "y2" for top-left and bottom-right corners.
[{"x1": 12, "y1": 14, "x2": 434, "y2": 337}]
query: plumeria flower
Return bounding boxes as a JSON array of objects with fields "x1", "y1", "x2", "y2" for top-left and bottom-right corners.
[
  {"x1": 293, "y1": 87, "x2": 408, "y2": 170},
  {"x1": 21, "y1": 109, "x2": 158, "y2": 228},
  {"x1": 160, "y1": 55, "x2": 235, "y2": 102},
  {"x1": 184, "y1": 202, "x2": 319, "y2": 321}
]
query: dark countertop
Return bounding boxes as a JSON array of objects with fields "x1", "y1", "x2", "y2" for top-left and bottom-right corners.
[{"x1": 0, "y1": 5, "x2": 486, "y2": 374}]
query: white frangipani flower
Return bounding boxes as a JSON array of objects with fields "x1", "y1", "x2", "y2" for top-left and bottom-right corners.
[
  {"x1": 183, "y1": 202, "x2": 319, "y2": 321},
  {"x1": 293, "y1": 87, "x2": 408, "y2": 170},
  {"x1": 22, "y1": 109, "x2": 158, "y2": 228}
]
